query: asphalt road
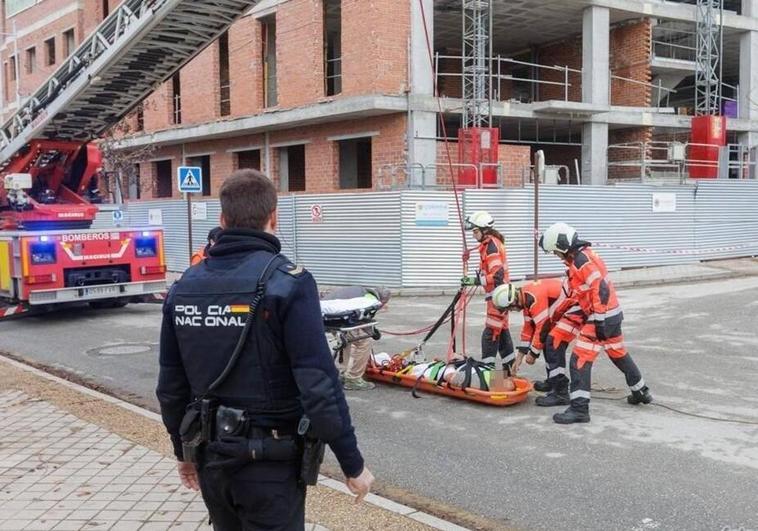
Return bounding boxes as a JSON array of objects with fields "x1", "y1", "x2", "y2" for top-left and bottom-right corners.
[{"x1": 2, "y1": 277, "x2": 758, "y2": 530}]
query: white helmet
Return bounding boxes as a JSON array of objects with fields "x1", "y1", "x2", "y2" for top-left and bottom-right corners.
[
  {"x1": 491, "y1": 283, "x2": 519, "y2": 309},
  {"x1": 540, "y1": 222, "x2": 578, "y2": 254},
  {"x1": 464, "y1": 211, "x2": 494, "y2": 230}
]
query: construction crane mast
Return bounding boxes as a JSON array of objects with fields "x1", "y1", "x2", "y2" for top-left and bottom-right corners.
[
  {"x1": 458, "y1": 0, "x2": 498, "y2": 187},
  {"x1": 461, "y1": 0, "x2": 492, "y2": 128},
  {"x1": 695, "y1": 0, "x2": 724, "y2": 116}
]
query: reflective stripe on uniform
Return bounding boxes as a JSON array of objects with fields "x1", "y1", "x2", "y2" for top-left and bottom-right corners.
[
  {"x1": 518, "y1": 341, "x2": 529, "y2": 348},
  {"x1": 604, "y1": 341, "x2": 625, "y2": 350},
  {"x1": 575, "y1": 340, "x2": 601, "y2": 352},
  {"x1": 630, "y1": 379, "x2": 646, "y2": 391},
  {"x1": 486, "y1": 317, "x2": 504, "y2": 329},
  {"x1": 556, "y1": 321, "x2": 578, "y2": 334},
  {"x1": 584, "y1": 270, "x2": 601, "y2": 285},
  {"x1": 570, "y1": 390, "x2": 591, "y2": 400},
  {"x1": 529, "y1": 345, "x2": 542, "y2": 356},
  {"x1": 588, "y1": 306, "x2": 623, "y2": 321},
  {"x1": 548, "y1": 367, "x2": 566, "y2": 378},
  {"x1": 532, "y1": 308, "x2": 549, "y2": 324},
  {"x1": 502, "y1": 352, "x2": 516, "y2": 363}
]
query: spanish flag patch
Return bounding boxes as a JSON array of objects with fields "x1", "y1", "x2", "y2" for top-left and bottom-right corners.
[{"x1": 230, "y1": 304, "x2": 248, "y2": 314}]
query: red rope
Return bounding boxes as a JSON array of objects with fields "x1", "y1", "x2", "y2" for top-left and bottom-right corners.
[{"x1": 417, "y1": 0, "x2": 470, "y2": 355}]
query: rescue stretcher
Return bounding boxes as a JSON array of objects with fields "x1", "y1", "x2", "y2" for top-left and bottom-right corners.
[{"x1": 321, "y1": 289, "x2": 532, "y2": 406}]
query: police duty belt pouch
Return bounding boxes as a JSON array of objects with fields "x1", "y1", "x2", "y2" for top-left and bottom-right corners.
[{"x1": 320, "y1": 295, "x2": 382, "y2": 327}]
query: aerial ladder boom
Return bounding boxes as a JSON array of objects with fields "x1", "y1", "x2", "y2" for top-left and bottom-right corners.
[{"x1": 0, "y1": 0, "x2": 257, "y2": 315}]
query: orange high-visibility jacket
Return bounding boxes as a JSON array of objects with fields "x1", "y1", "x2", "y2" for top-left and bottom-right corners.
[
  {"x1": 519, "y1": 278, "x2": 565, "y2": 352},
  {"x1": 478, "y1": 235, "x2": 509, "y2": 293},
  {"x1": 565, "y1": 247, "x2": 623, "y2": 326},
  {"x1": 478, "y1": 235, "x2": 510, "y2": 336}
]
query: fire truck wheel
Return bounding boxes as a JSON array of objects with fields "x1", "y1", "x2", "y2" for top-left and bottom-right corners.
[{"x1": 89, "y1": 298, "x2": 129, "y2": 310}]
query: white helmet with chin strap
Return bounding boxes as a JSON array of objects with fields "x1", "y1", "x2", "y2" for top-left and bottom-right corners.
[
  {"x1": 464, "y1": 211, "x2": 495, "y2": 231},
  {"x1": 539, "y1": 222, "x2": 578, "y2": 255},
  {"x1": 491, "y1": 283, "x2": 519, "y2": 310}
]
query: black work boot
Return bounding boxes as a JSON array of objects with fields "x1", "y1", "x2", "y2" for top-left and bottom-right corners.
[
  {"x1": 627, "y1": 386, "x2": 653, "y2": 405},
  {"x1": 553, "y1": 406, "x2": 590, "y2": 424},
  {"x1": 533, "y1": 379, "x2": 553, "y2": 392},
  {"x1": 535, "y1": 385, "x2": 570, "y2": 407}
]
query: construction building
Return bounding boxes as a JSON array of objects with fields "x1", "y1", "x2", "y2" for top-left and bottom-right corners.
[{"x1": 2, "y1": 0, "x2": 758, "y2": 198}]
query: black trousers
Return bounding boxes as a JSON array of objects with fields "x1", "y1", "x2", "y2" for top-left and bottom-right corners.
[
  {"x1": 199, "y1": 459, "x2": 305, "y2": 531},
  {"x1": 543, "y1": 337, "x2": 570, "y2": 389},
  {"x1": 481, "y1": 328, "x2": 515, "y2": 375}
]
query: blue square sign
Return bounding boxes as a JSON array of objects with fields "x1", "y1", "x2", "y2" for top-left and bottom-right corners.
[{"x1": 178, "y1": 166, "x2": 203, "y2": 193}]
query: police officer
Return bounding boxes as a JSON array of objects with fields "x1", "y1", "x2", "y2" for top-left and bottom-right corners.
[{"x1": 157, "y1": 169, "x2": 374, "y2": 530}]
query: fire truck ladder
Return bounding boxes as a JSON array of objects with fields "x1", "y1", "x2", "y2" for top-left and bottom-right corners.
[{"x1": 0, "y1": 0, "x2": 256, "y2": 165}]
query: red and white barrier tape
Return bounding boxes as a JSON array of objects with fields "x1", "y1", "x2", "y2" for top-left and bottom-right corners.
[{"x1": 530, "y1": 229, "x2": 751, "y2": 256}]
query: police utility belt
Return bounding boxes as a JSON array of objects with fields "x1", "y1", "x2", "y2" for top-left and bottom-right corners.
[{"x1": 178, "y1": 254, "x2": 325, "y2": 486}]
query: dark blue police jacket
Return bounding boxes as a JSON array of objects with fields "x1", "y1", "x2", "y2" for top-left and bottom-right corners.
[{"x1": 156, "y1": 229, "x2": 364, "y2": 477}]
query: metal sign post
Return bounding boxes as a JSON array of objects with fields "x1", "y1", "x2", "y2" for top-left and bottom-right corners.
[{"x1": 177, "y1": 165, "x2": 203, "y2": 264}]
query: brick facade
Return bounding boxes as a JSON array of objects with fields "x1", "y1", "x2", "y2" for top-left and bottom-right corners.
[
  {"x1": 434, "y1": 141, "x2": 531, "y2": 188},
  {"x1": 137, "y1": 114, "x2": 408, "y2": 198},
  {"x1": 0, "y1": 0, "x2": 120, "y2": 106}
]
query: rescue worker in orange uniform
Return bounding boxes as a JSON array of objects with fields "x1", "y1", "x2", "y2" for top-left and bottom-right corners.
[
  {"x1": 492, "y1": 279, "x2": 583, "y2": 406},
  {"x1": 461, "y1": 211, "x2": 515, "y2": 373},
  {"x1": 190, "y1": 226, "x2": 222, "y2": 266},
  {"x1": 540, "y1": 222, "x2": 653, "y2": 424}
]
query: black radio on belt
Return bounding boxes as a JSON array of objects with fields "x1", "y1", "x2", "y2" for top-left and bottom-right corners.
[{"x1": 298, "y1": 416, "x2": 325, "y2": 486}]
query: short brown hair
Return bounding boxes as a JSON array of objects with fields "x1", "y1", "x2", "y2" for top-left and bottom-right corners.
[{"x1": 219, "y1": 169, "x2": 278, "y2": 230}]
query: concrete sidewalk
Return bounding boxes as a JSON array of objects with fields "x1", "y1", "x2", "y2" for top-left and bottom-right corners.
[{"x1": 0, "y1": 357, "x2": 468, "y2": 531}]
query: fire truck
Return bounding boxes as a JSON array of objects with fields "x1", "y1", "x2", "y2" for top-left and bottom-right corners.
[{"x1": 0, "y1": 0, "x2": 255, "y2": 319}]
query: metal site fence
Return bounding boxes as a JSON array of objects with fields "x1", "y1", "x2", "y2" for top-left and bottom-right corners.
[
  {"x1": 608, "y1": 141, "x2": 758, "y2": 182},
  {"x1": 94, "y1": 182, "x2": 758, "y2": 287}
]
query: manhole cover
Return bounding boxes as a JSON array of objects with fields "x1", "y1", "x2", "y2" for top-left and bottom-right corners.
[{"x1": 87, "y1": 343, "x2": 157, "y2": 357}]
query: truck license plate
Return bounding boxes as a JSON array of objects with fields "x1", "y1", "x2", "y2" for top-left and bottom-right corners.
[{"x1": 84, "y1": 285, "x2": 121, "y2": 297}]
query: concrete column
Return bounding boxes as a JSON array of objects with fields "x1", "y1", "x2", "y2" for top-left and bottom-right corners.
[
  {"x1": 739, "y1": 2, "x2": 758, "y2": 147},
  {"x1": 582, "y1": 6, "x2": 610, "y2": 107},
  {"x1": 582, "y1": 122, "x2": 608, "y2": 185},
  {"x1": 409, "y1": 0, "x2": 437, "y2": 185},
  {"x1": 581, "y1": 6, "x2": 610, "y2": 184}
]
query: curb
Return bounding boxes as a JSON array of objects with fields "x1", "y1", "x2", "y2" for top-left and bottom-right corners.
[{"x1": 0, "y1": 354, "x2": 472, "y2": 531}]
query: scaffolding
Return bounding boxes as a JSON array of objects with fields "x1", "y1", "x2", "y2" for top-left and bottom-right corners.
[
  {"x1": 461, "y1": 0, "x2": 491, "y2": 128},
  {"x1": 695, "y1": 0, "x2": 724, "y2": 115}
]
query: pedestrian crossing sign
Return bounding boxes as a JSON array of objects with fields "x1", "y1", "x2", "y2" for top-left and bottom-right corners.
[{"x1": 178, "y1": 166, "x2": 203, "y2": 193}]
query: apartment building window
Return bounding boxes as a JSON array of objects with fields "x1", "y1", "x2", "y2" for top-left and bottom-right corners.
[
  {"x1": 188, "y1": 155, "x2": 212, "y2": 197},
  {"x1": 9, "y1": 56, "x2": 16, "y2": 82},
  {"x1": 172, "y1": 73, "x2": 181, "y2": 124},
  {"x1": 339, "y1": 138, "x2": 372, "y2": 189},
  {"x1": 102, "y1": 0, "x2": 110, "y2": 19},
  {"x1": 129, "y1": 164, "x2": 141, "y2": 200},
  {"x1": 136, "y1": 107, "x2": 144, "y2": 131},
  {"x1": 154, "y1": 160, "x2": 173, "y2": 198},
  {"x1": 219, "y1": 32, "x2": 231, "y2": 116},
  {"x1": 324, "y1": 0, "x2": 342, "y2": 96},
  {"x1": 236, "y1": 150, "x2": 261, "y2": 170},
  {"x1": 278, "y1": 145, "x2": 305, "y2": 192},
  {"x1": 45, "y1": 38, "x2": 56, "y2": 66},
  {"x1": 262, "y1": 17, "x2": 277, "y2": 108},
  {"x1": 63, "y1": 29, "x2": 76, "y2": 58},
  {"x1": 25, "y1": 47, "x2": 36, "y2": 74}
]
